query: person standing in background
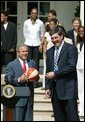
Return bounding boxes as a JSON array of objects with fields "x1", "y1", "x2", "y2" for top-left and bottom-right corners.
[
  {"x1": 41, "y1": 18, "x2": 58, "y2": 89},
  {"x1": 23, "y1": 8, "x2": 44, "y2": 71},
  {"x1": 67, "y1": 17, "x2": 82, "y2": 45},
  {"x1": 76, "y1": 26, "x2": 84, "y2": 117},
  {"x1": 44, "y1": 18, "x2": 58, "y2": 50},
  {"x1": 45, "y1": 10, "x2": 60, "y2": 32},
  {"x1": 1, "y1": 10, "x2": 17, "y2": 73}
]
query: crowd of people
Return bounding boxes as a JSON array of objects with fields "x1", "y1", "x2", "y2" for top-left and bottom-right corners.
[{"x1": 1, "y1": 8, "x2": 84, "y2": 121}]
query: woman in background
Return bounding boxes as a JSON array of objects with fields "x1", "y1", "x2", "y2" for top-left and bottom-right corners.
[
  {"x1": 76, "y1": 26, "x2": 84, "y2": 117},
  {"x1": 67, "y1": 17, "x2": 82, "y2": 45}
]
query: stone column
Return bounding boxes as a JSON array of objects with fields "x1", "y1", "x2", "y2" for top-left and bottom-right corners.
[{"x1": 80, "y1": 1, "x2": 84, "y2": 26}]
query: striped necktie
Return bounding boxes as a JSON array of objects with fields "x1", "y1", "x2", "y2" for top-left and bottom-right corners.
[{"x1": 54, "y1": 47, "x2": 59, "y2": 71}]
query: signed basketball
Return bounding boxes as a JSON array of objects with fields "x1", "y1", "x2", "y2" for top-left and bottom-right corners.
[{"x1": 26, "y1": 67, "x2": 39, "y2": 81}]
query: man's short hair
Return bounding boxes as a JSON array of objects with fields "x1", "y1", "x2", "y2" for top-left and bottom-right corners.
[
  {"x1": 1, "y1": 10, "x2": 9, "y2": 16},
  {"x1": 16, "y1": 44, "x2": 28, "y2": 52}
]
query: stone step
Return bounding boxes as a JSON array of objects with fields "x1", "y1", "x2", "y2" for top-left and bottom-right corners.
[
  {"x1": 34, "y1": 87, "x2": 45, "y2": 94},
  {"x1": 34, "y1": 93, "x2": 51, "y2": 102},
  {"x1": 33, "y1": 111, "x2": 54, "y2": 121},
  {"x1": 34, "y1": 112, "x2": 84, "y2": 121},
  {"x1": 34, "y1": 102, "x2": 53, "y2": 111},
  {"x1": 34, "y1": 87, "x2": 51, "y2": 103}
]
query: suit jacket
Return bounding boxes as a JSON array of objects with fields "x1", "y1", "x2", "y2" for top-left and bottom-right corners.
[
  {"x1": 5, "y1": 58, "x2": 36, "y2": 106},
  {"x1": 1, "y1": 21, "x2": 17, "y2": 52},
  {"x1": 45, "y1": 42, "x2": 78, "y2": 100},
  {"x1": 66, "y1": 29, "x2": 75, "y2": 45},
  {"x1": 76, "y1": 43, "x2": 84, "y2": 69}
]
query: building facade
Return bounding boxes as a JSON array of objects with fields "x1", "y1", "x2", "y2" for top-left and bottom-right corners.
[{"x1": 1, "y1": 1, "x2": 82, "y2": 45}]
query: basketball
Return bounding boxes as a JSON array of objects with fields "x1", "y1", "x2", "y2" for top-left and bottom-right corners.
[{"x1": 26, "y1": 67, "x2": 39, "y2": 81}]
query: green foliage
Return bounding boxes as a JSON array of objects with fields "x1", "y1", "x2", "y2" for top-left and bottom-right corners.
[{"x1": 74, "y1": 2, "x2": 80, "y2": 17}]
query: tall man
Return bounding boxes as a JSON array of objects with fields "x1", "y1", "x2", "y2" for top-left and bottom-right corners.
[
  {"x1": 5, "y1": 44, "x2": 36, "y2": 121},
  {"x1": 45, "y1": 26, "x2": 80, "y2": 121},
  {"x1": 1, "y1": 10, "x2": 17, "y2": 73},
  {"x1": 23, "y1": 8, "x2": 44, "y2": 71}
]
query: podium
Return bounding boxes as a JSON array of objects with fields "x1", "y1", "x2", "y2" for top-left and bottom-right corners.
[{"x1": 1, "y1": 85, "x2": 31, "y2": 121}]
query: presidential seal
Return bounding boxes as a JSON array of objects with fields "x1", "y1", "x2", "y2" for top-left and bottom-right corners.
[{"x1": 2, "y1": 85, "x2": 16, "y2": 98}]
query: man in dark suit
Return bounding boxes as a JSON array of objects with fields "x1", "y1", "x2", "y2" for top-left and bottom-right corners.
[
  {"x1": 5, "y1": 44, "x2": 36, "y2": 121},
  {"x1": 1, "y1": 10, "x2": 17, "y2": 73},
  {"x1": 45, "y1": 26, "x2": 80, "y2": 121}
]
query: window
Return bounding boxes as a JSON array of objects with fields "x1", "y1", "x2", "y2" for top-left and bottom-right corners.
[
  {"x1": 1, "y1": 1, "x2": 17, "y2": 25},
  {"x1": 40, "y1": 2, "x2": 50, "y2": 15},
  {"x1": 27, "y1": 1, "x2": 50, "y2": 23},
  {"x1": 7, "y1": 1, "x2": 17, "y2": 15},
  {"x1": 1, "y1": 1, "x2": 5, "y2": 10},
  {"x1": 27, "y1": 2, "x2": 38, "y2": 15}
]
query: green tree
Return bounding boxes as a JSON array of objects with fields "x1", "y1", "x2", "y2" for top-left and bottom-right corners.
[{"x1": 74, "y1": 1, "x2": 80, "y2": 17}]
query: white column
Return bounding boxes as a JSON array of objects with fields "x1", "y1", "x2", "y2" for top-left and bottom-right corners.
[
  {"x1": 80, "y1": 1, "x2": 84, "y2": 26},
  {"x1": 1, "y1": 104, "x2": 3, "y2": 121},
  {"x1": 17, "y1": 1, "x2": 27, "y2": 45}
]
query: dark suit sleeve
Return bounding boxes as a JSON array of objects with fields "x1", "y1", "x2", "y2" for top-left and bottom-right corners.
[
  {"x1": 45, "y1": 78, "x2": 53, "y2": 90},
  {"x1": 45, "y1": 50, "x2": 53, "y2": 90},
  {"x1": 66, "y1": 30, "x2": 74, "y2": 45},
  {"x1": 5, "y1": 63, "x2": 20, "y2": 86},
  {"x1": 66, "y1": 30, "x2": 72, "y2": 39},
  {"x1": 54, "y1": 46, "x2": 78, "y2": 77},
  {"x1": 11, "y1": 23, "x2": 17, "y2": 49}
]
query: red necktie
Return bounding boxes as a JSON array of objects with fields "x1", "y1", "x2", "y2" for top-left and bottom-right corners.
[{"x1": 22, "y1": 61, "x2": 26, "y2": 73}]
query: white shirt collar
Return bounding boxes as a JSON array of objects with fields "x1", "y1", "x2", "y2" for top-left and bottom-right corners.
[
  {"x1": 30, "y1": 18, "x2": 38, "y2": 24},
  {"x1": 3, "y1": 22, "x2": 8, "y2": 30},
  {"x1": 18, "y1": 58, "x2": 29, "y2": 71},
  {"x1": 73, "y1": 30, "x2": 77, "y2": 43},
  {"x1": 18, "y1": 58, "x2": 26, "y2": 64}
]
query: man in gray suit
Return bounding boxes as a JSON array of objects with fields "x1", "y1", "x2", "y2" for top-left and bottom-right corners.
[{"x1": 5, "y1": 44, "x2": 36, "y2": 121}]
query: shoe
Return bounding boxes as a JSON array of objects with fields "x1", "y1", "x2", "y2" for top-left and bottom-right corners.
[{"x1": 51, "y1": 114, "x2": 54, "y2": 117}]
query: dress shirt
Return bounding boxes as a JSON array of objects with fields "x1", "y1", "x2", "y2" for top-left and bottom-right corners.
[
  {"x1": 54, "y1": 41, "x2": 65, "y2": 79},
  {"x1": 44, "y1": 32, "x2": 54, "y2": 50},
  {"x1": 23, "y1": 18, "x2": 44, "y2": 46},
  {"x1": 74, "y1": 30, "x2": 77, "y2": 44},
  {"x1": 3, "y1": 22, "x2": 8, "y2": 30},
  {"x1": 18, "y1": 58, "x2": 29, "y2": 82},
  {"x1": 54, "y1": 40, "x2": 64, "y2": 59},
  {"x1": 64, "y1": 37, "x2": 73, "y2": 45},
  {"x1": 18, "y1": 58, "x2": 29, "y2": 73}
]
